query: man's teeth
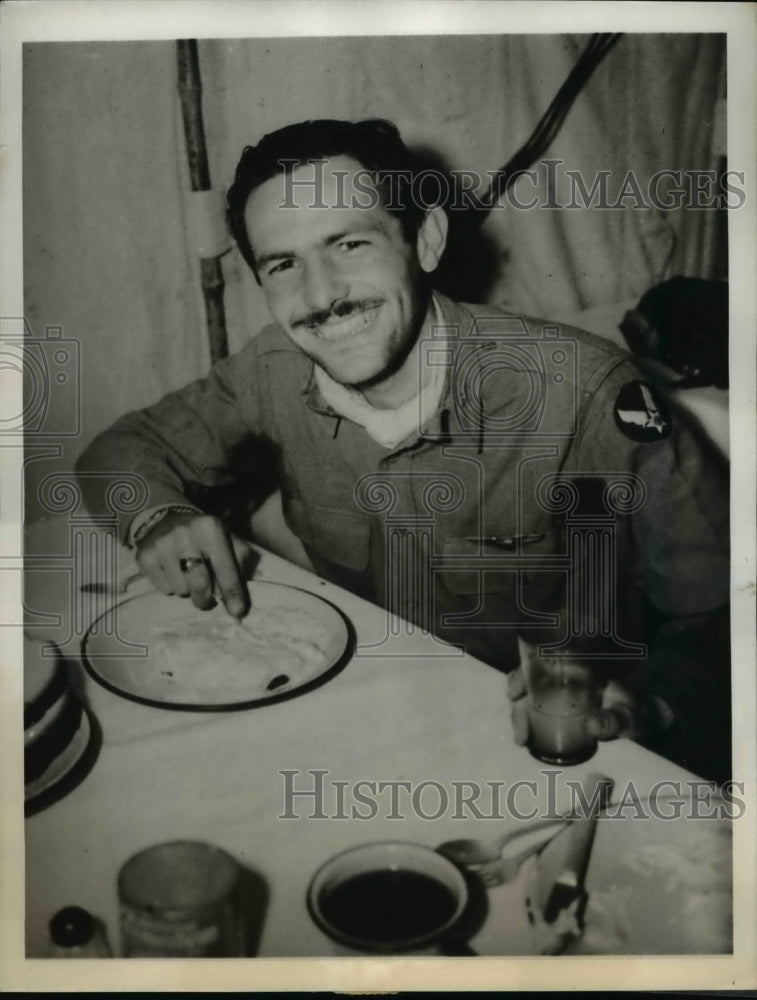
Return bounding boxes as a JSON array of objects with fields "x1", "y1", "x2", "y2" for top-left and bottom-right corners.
[{"x1": 313, "y1": 307, "x2": 378, "y2": 341}]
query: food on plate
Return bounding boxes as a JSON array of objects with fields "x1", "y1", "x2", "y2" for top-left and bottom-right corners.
[
  {"x1": 572, "y1": 823, "x2": 732, "y2": 954},
  {"x1": 144, "y1": 605, "x2": 333, "y2": 702},
  {"x1": 471, "y1": 819, "x2": 732, "y2": 955}
]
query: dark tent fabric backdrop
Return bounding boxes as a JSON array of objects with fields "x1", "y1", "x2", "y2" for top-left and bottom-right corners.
[{"x1": 22, "y1": 34, "x2": 725, "y2": 530}]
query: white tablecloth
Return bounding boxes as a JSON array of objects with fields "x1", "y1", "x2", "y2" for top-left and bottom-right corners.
[{"x1": 23, "y1": 516, "x2": 703, "y2": 958}]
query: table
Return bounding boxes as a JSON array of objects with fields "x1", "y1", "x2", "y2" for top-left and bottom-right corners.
[{"x1": 23, "y1": 515, "x2": 707, "y2": 959}]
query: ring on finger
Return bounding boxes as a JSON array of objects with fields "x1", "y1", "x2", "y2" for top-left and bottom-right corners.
[{"x1": 179, "y1": 556, "x2": 205, "y2": 573}]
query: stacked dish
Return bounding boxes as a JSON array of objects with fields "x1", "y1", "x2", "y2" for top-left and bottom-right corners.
[{"x1": 24, "y1": 639, "x2": 93, "y2": 809}]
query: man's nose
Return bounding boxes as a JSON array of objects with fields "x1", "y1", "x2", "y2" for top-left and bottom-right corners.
[{"x1": 302, "y1": 255, "x2": 349, "y2": 313}]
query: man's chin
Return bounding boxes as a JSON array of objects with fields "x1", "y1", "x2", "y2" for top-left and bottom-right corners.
[
  {"x1": 319, "y1": 341, "x2": 417, "y2": 392},
  {"x1": 319, "y1": 359, "x2": 388, "y2": 388}
]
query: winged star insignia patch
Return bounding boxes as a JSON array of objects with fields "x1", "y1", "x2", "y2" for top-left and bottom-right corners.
[{"x1": 613, "y1": 380, "x2": 672, "y2": 442}]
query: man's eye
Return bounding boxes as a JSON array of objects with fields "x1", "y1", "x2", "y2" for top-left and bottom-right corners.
[
  {"x1": 339, "y1": 240, "x2": 369, "y2": 252},
  {"x1": 267, "y1": 259, "x2": 295, "y2": 276}
]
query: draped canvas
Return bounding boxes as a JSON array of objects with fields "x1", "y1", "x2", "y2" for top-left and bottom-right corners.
[
  {"x1": 22, "y1": 34, "x2": 725, "y2": 521},
  {"x1": 22, "y1": 41, "x2": 208, "y2": 520},
  {"x1": 199, "y1": 34, "x2": 724, "y2": 345}
]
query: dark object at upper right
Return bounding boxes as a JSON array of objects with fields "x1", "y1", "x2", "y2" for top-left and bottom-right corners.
[{"x1": 619, "y1": 276, "x2": 728, "y2": 389}]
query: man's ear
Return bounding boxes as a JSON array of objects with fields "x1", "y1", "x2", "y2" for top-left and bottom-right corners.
[{"x1": 416, "y1": 206, "x2": 449, "y2": 274}]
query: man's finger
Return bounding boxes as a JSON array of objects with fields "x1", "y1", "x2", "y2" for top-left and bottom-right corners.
[
  {"x1": 157, "y1": 558, "x2": 181, "y2": 595},
  {"x1": 163, "y1": 550, "x2": 193, "y2": 597},
  {"x1": 586, "y1": 707, "x2": 632, "y2": 741},
  {"x1": 170, "y1": 526, "x2": 215, "y2": 608},
  {"x1": 511, "y1": 699, "x2": 530, "y2": 745},
  {"x1": 231, "y1": 536, "x2": 257, "y2": 581},
  {"x1": 184, "y1": 561, "x2": 216, "y2": 611},
  {"x1": 203, "y1": 528, "x2": 248, "y2": 618},
  {"x1": 507, "y1": 666, "x2": 527, "y2": 701},
  {"x1": 136, "y1": 546, "x2": 173, "y2": 595}
]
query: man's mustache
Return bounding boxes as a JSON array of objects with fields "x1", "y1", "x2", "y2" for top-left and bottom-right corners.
[{"x1": 292, "y1": 299, "x2": 383, "y2": 330}]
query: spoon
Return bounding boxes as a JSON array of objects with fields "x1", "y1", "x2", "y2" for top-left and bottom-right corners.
[
  {"x1": 437, "y1": 816, "x2": 568, "y2": 867},
  {"x1": 81, "y1": 572, "x2": 225, "y2": 602},
  {"x1": 80, "y1": 572, "x2": 143, "y2": 594}
]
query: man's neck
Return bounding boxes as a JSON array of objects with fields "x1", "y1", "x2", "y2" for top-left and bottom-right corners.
[{"x1": 358, "y1": 301, "x2": 435, "y2": 410}]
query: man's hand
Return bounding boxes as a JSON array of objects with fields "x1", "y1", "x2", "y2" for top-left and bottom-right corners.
[
  {"x1": 507, "y1": 666, "x2": 655, "y2": 746},
  {"x1": 135, "y1": 511, "x2": 254, "y2": 618}
]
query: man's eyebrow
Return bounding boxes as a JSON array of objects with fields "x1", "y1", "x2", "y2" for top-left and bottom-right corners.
[{"x1": 254, "y1": 249, "x2": 296, "y2": 270}]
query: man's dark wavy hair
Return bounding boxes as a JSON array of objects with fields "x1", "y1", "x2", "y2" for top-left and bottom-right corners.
[{"x1": 226, "y1": 118, "x2": 430, "y2": 280}]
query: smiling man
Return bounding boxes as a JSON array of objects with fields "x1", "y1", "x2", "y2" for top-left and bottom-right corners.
[
  {"x1": 76, "y1": 119, "x2": 731, "y2": 782},
  {"x1": 245, "y1": 153, "x2": 446, "y2": 403}
]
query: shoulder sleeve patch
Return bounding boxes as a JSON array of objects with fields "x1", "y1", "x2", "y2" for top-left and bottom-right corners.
[{"x1": 613, "y1": 380, "x2": 672, "y2": 442}]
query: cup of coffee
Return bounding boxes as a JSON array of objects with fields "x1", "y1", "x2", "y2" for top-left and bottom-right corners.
[
  {"x1": 307, "y1": 841, "x2": 469, "y2": 955},
  {"x1": 521, "y1": 647, "x2": 604, "y2": 766}
]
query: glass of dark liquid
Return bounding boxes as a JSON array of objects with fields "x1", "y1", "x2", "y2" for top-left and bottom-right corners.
[
  {"x1": 307, "y1": 841, "x2": 468, "y2": 955},
  {"x1": 520, "y1": 644, "x2": 604, "y2": 766}
]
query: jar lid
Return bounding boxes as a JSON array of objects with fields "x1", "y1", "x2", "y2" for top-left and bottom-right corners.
[{"x1": 49, "y1": 906, "x2": 95, "y2": 947}]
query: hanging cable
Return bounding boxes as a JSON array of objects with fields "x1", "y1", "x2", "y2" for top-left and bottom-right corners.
[{"x1": 474, "y1": 33, "x2": 623, "y2": 217}]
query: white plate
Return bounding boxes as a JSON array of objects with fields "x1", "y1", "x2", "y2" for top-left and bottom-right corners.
[{"x1": 82, "y1": 581, "x2": 352, "y2": 711}]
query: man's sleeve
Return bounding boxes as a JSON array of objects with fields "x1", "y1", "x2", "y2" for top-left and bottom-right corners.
[
  {"x1": 75, "y1": 347, "x2": 266, "y2": 545},
  {"x1": 577, "y1": 360, "x2": 729, "y2": 610},
  {"x1": 574, "y1": 358, "x2": 731, "y2": 782}
]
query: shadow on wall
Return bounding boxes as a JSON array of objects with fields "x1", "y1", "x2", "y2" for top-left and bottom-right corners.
[
  {"x1": 183, "y1": 434, "x2": 313, "y2": 572},
  {"x1": 410, "y1": 145, "x2": 505, "y2": 306}
]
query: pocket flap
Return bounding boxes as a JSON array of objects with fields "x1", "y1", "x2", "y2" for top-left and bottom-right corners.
[{"x1": 438, "y1": 531, "x2": 560, "y2": 595}]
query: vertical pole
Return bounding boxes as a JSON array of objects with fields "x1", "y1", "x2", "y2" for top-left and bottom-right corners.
[{"x1": 176, "y1": 39, "x2": 229, "y2": 363}]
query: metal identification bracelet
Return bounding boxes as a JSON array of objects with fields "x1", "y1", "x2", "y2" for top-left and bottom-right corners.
[{"x1": 131, "y1": 505, "x2": 202, "y2": 548}]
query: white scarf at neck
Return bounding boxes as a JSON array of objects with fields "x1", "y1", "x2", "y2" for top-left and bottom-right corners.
[{"x1": 314, "y1": 296, "x2": 448, "y2": 449}]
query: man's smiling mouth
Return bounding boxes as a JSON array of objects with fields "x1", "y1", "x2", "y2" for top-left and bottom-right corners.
[{"x1": 308, "y1": 305, "x2": 381, "y2": 342}]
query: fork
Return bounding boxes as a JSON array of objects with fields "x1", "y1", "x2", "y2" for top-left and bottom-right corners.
[{"x1": 437, "y1": 817, "x2": 568, "y2": 887}]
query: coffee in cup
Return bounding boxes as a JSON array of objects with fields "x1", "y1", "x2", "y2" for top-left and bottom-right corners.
[{"x1": 307, "y1": 841, "x2": 468, "y2": 954}]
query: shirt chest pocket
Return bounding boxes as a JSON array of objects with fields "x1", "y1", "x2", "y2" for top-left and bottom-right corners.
[
  {"x1": 436, "y1": 530, "x2": 565, "y2": 608},
  {"x1": 282, "y1": 496, "x2": 371, "y2": 572}
]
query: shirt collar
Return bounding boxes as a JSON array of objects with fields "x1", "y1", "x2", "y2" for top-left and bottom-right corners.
[{"x1": 300, "y1": 294, "x2": 538, "y2": 450}]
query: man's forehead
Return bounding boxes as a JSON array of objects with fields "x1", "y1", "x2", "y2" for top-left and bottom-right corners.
[
  {"x1": 245, "y1": 155, "x2": 398, "y2": 250},
  {"x1": 252, "y1": 154, "x2": 380, "y2": 211}
]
